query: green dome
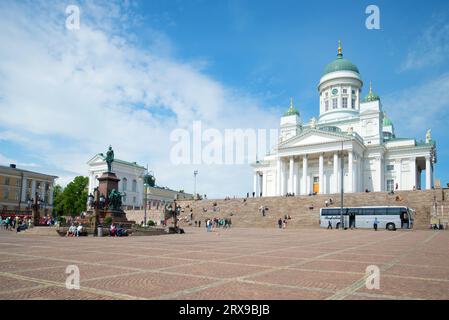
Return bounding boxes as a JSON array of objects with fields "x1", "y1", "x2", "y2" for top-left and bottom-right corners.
[
  {"x1": 363, "y1": 81, "x2": 380, "y2": 102},
  {"x1": 383, "y1": 113, "x2": 393, "y2": 126},
  {"x1": 322, "y1": 41, "x2": 359, "y2": 76},
  {"x1": 323, "y1": 56, "x2": 360, "y2": 76},
  {"x1": 283, "y1": 98, "x2": 300, "y2": 116}
]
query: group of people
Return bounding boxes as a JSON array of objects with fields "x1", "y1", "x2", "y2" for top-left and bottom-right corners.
[
  {"x1": 201, "y1": 217, "x2": 232, "y2": 231},
  {"x1": 284, "y1": 193, "x2": 295, "y2": 197},
  {"x1": 66, "y1": 223, "x2": 85, "y2": 237},
  {"x1": 277, "y1": 218, "x2": 288, "y2": 229},
  {"x1": 0, "y1": 216, "x2": 31, "y2": 232},
  {"x1": 109, "y1": 223, "x2": 128, "y2": 237}
]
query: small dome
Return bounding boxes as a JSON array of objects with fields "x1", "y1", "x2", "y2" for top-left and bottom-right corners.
[
  {"x1": 383, "y1": 113, "x2": 393, "y2": 127},
  {"x1": 284, "y1": 98, "x2": 300, "y2": 116},
  {"x1": 363, "y1": 81, "x2": 380, "y2": 102},
  {"x1": 322, "y1": 41, "x2": 359, "y2": 76}
]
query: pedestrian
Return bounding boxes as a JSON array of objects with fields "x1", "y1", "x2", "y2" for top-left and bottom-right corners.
[
  {"x1": 278, "y1": 218, "x2": 282, "y2": 229},
  {"x1": 194, "y1": 220, "x2": 197, "y2": 227},
  {"x1": 373, "y1": 217, "x2": 379, "y2": 231},
  {"x1": 327, "y1": 219, "x2": 333, "y2": 229},
  {"x1": 198, "y1": 220, "x2": 201, "y2": 228},
  {"x1": 282, "y1": 219, "x2": 287, "y2": 229}
]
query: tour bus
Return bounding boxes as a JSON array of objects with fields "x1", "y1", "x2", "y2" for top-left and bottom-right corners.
[{"x1": 319, "y1": 206, "x2": 415, "y2": 230}]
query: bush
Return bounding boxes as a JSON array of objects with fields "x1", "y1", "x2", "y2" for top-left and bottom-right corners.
[
  {"x1": 147, "y1": 220, "x2": 155, "y2": 226},
  {"x1": 57, "y1": 216, "x2": 66, "y2": 224},
  {"x1": 103, "y1": 216, "x2": 113, "y2": 225}
]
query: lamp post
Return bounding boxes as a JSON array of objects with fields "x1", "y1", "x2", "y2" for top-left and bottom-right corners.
[
  {"x1": 193, "y1": 170, "x2": 198, "y2": 199},
  {"x1": 340, "y1": 140, "x2": 344, "y2": 230}
]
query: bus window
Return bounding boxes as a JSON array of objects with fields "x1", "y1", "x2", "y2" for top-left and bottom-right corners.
[
  {"x1": 374, "y1": 208, "x2": 386, "y2": 215},
  {"x1": 388, "y1": 208, "x2": 401, "y2": 215}
]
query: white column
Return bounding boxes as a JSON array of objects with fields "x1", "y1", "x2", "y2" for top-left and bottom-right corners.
[
  {"x1": 432, "y1": 160, "x2": 435, "y2": 188},
  {"x1": 280, "y1": 160, "x2": 285, "y2": 196},
  {"x1": 348, "y1": 151, "x2": 353, "y2": 193},
  {"x1": 410, "y1": 157, "x2": 416, "y2": 190},
  {"x1": 289, "y1": 157, "x2": 294, "y2": 194},
  {"x1": 333, "y1": 153, "x2": 339, "y2": 194},
  {"x1": 253, "y1": 173, "x2": 257, "y2": 196},
  {"x1": 293, "y1": 159, "x2": 298, "y2": 195},
  {"x1": 262, "y1": 172, "x2": 267, "y2": 197},
  {"x1": 426, "y1": 156, "x2": 431, "y2": 190},
  {"x1": 276, "y1": 158, "x2": 281, "y2": 196},
  {"x1": 319, "y1": 153, "x2": 324, "y2": 194},
  {"x1": 21, "y1": 176, "x2": 27, "y2": 202},
  {"x1": 302, "y1": 155, "x2": 308, "y2": 195},
  {"x1": 376, "y1": 157, "x2": 381, "y2": 191},
  {"x1": 258, "y1": 174, "x2": 263, "y2": 197},
  {"x1": 31, "y1": 180, "x2": 36, "y2": 198}
]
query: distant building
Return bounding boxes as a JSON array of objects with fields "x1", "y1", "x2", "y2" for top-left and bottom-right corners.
[
  {"x1": 87, "y1": 154, "x2": 145, "y2": 209},
  {"x1": 145, "y1": 186, "x2": 193, "y2": 210},
  {"x1": 0, "y1": 164, "x2": 57, "y2": 216}
]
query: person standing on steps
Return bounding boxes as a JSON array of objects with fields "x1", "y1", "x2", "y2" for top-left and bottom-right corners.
[
  {"x1": 278, "y1": 218, "x2": 282, "y2": 229},
  {"x1": 373, "y1": 217, "x2": 379, "y2": 231}
]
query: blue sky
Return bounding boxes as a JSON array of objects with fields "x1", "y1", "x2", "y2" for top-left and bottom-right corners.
[{"x1": 0, "y1": 0, "x2": 448, "y2": 197}]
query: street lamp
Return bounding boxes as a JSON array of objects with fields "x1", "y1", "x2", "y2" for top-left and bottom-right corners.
[{"x1": 194, "y1": 170, "x2": 198, "y2": 199}]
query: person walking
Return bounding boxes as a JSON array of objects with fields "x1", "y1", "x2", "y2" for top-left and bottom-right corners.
[
  {"x1": 278, "y1": 218, "x2": 282, "y2": 229},
  {"x1": 327, "y1": 219, "x2": 333, "y2": 229},
  {"x1": 373, "y1": 217, "x2": 379, "y2": 231}
]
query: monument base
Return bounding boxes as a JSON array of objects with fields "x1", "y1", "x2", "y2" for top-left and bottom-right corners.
[{"x1": 103, "y1": 209, "x2": 135, "y2": 228}]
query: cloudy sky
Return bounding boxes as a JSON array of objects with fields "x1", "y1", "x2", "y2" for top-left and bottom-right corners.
[{"x1": 1, "y1": 0, "x2": 448, "y2": 197}]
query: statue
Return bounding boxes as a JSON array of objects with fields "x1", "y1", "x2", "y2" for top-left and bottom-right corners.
[
  {"x1": 348, "y1": 126, "x2": 354, "y2": 135},
  {"x1": 105, "y1": 145, "x2": 114, "y2": 172},
  {"x1": 108, "y1": 188, "x2": 122, "y2": 210},
  {"x1": 426, "y1": 129, "x2": 431, "y2": 143},
  {"x1": 310, "y1": 117, "x2": 317, "y2": 129}
]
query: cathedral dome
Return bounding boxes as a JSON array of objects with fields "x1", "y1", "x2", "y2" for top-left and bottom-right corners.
[{"x1": 322, "y1": 41, "x2": 359, "y2": 76}]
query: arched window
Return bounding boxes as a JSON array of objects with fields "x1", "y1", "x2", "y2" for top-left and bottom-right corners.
[
  {"x1": 122, "y1": 178, "x2": 127, "y2": 191},
  {"x1": 132, "y1": 179, "x2": 137, "y2": 192}
]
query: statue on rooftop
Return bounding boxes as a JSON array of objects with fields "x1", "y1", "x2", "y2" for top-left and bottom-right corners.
[{"x1": 426, "y1": 129, "x2": 431, "y2": 144}]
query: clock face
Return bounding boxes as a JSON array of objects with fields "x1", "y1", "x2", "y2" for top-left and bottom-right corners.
[{"x1": 332, "y1": 88, "x2": 338, "y2": 95}]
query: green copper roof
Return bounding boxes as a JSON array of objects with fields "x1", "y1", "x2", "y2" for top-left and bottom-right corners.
[
  {"x1": 383, "y1": 113, "x2": 393, "y2": 126},
  {"x1": 283, "y1": 98, "x2": 300, "y2": 116},
  {"x1": 363, "y1": 81, "x2": 380, "y2": 102},
  {"x1": 322, "y1": 41, "x2": 359, "y2": 76}
]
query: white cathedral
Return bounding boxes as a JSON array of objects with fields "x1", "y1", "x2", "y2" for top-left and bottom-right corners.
[{"x1": 252, "y1": 42, "x2": 437, "y2": 197}]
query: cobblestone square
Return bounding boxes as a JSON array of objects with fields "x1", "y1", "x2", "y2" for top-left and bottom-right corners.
[{"x1": 0, "y1": 228, "x2": 448, "y2": 300}]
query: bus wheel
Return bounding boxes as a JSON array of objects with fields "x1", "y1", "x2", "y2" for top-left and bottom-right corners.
[
  {"x1": 336, "y1": 223, "x2": 340, "y2": 229},
  {"x1": 386, "y1": 223, "x2": 396, "y2": 231}
]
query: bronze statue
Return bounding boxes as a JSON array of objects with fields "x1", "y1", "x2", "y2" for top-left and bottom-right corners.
[
  {"x1": 108, "y1": 188, "x2": 123, "y2": 210},
  {"x1": 105, "y1": 145, "x2": 114, "y2": 172}
]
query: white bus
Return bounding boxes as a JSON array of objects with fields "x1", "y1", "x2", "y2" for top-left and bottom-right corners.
[{"x1": 319, "y1": 206, "x2": 415, "y2": 231}]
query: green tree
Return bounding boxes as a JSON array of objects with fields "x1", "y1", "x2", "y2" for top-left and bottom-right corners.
[
  {"x1": 53, "y1": 184, "x2": 63, "y2": 216},
  {"x1": 55, "y1": 176, "x2": 89, "y2": 217}
]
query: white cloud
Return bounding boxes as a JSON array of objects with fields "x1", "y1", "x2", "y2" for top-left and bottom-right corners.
[
  {"x1": 400, "y1": 19, "x2": 449, "y2": 71},
  {"x1": 0, "y1": 0, "x2": 279, "y2": 197}
]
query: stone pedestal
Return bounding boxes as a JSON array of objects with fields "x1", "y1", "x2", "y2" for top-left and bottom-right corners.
[
  {"x1": 98, "y1": 172, "x2": 120, "y2": 199},
  {"x1": 97, "y1": 172, "x2": 133, "y2": 225}
]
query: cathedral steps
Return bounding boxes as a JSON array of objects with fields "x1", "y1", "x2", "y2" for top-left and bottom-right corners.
[{"x1": 176, "y1": 189, "x2": 446, "y2": 230}]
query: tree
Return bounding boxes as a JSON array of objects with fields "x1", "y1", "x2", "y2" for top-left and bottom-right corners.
[
  {"x1": 54, "y1": 176, "x2": 89, "y2": 217},
  {"x1": 53, "y1": 184, "x2": 63, "y2": 216}
]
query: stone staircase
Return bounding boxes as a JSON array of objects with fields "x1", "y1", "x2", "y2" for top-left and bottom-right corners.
[{"x1": 176, "y1": 189, "x2": 447, "y2": 230}]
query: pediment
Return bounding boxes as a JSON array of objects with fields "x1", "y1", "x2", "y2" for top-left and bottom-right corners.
[
  {"x1": 279, "y1": 129, "x2": 347, "y2": 149},
  {"x1": 86, "y1": 154, "x2": 106, "y2": 165}
]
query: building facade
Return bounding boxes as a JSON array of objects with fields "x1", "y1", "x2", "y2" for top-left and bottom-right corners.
[
  {"x1": 252, "y1": 42, "x2": 437, "y2": 196},
  {"x1": 87, "y1": 154, "x2": 146, "y2": 209},
  {"x1": 0, "y1": 164, "x2": 57, "y2": 216}
]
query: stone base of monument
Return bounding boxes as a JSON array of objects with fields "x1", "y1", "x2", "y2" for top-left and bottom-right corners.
[{"x1": 102, "y1": 210, "x2": 135, "y2": 228}]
